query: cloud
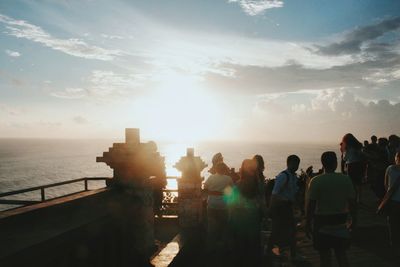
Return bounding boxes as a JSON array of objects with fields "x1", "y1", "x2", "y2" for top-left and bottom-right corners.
[
  {"x1": 0, "y1": 14, "x2": 122, "y2": 60},
  {"x1": 5, "y1": 49, "x2": 21, "y2": 57},
  {"x1": 205, "y1": 25, "x2": 400, "y2": 95},
  {"x1": 100, "y1": 33, "x2": 124, "y2": 40},
  {"x1": 87, "y1": 70, "x2": 147, "y2": 97},
  {"x1": 51, "y1": 88, "x2": 87, "y2": 99},
  {"x1": 72, "y1": 116, "x2": 89, "y2": 124},
  {"x1": 252, "y1": 88, "x2": 400, "y2": 141},
  {"x1": 51, "y1": 70, "x2": 149, "y2": 100},
  {"x1": 0, "y1": 103, "x2": 25, "y2": 116},
  {"x1": 314, "y1": 16, "x2": 400, "y2": 56},
  {"x1": 228, "y1": 0, "x2": 284, "y2": 16},
  {"x1": 205, "y1": 61, "x2": 370, "y2": 94}
]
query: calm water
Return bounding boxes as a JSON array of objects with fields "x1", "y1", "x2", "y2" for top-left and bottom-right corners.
[{"x1": 0, "y1": 139, "x2": 339, "y2": 208}]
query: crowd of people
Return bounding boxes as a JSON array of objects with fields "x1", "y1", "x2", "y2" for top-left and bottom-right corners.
[{"x1": 202, "y1": 133, "x2": 400, "y2": 267}]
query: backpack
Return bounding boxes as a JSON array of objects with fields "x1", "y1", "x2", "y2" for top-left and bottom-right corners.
[{"x1": 264, "y1": 171, "x2": 290, "y2": 207}]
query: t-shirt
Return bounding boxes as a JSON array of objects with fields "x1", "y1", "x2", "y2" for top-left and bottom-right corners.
[
  {"x1": 272, "y1": 170, "x2": 298, "y2": 202},
  {"x1": 204, "y1": 174, "x2": 233, "y2": 209},
  {"x1": 386, "y1": 165, "x2": 400, "y2": 202},
  {"x1": 308, "y1": 172, "x2": 355, "y2": 215}
]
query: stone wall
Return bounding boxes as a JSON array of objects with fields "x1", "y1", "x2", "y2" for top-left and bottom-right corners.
[{"x1": 0, "y1": 186, "x2": 155, "y2": 267}]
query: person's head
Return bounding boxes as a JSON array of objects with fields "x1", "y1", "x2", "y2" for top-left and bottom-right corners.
[
  {"x1": 239, "y1": 159, "x2": 258, "y2": 198},
  {"x1": 240, "y1": 159, "x2": 257, "y2": 178},
  {"x1": 363, "y1": 140, "x2": 369, "y2": 147},
  {"x1": 378, "y1": 137, "x2": 388, "y2": 147},
  {"x1": 395, "y1": 152, "x2": 400, "y2": 165},
  {"x1": 211, "y1": 153, "x2": 223, "y2": 165},
  {"x1": 253, "y1": 154, "x2": 265, "y2": 172},
  {"x1": 215, "y1": 162, "x2": 229, "y2": 175},
  {"x1": 287, "y1": 155, "x2": 300, "y2": 173},
  {"x1": 321, "y1": 151, "x2": 337, "y2": 173},
  {"x1": 389, "y1": 135, "x2": 400, "y2": 147},
  {"x1": 371, "y1": 135, "x2": 377, "y2": 144},
  {"x1": 341, "y1": 133, "x2": 362, "y2": 150}
]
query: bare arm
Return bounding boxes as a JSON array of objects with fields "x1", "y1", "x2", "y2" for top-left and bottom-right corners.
[
  {"x1": 384, "y1": 167, "x2": 390, "y2": 191},
  {"x1": 348, "y1": 198, "x2": 357, "y2": 230}
]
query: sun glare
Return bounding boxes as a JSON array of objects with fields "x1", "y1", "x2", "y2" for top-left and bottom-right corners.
[{"x1": 132, "y1": 72, "x2": 223, "y2": 143}]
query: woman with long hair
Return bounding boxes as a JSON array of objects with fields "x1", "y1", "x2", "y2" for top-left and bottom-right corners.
[
  {"x1": 341, "y1": 133, "x2": 366, "y2": 203},
  {"x1": 228, "y1": 159, "x2": 263, "y2": 267}
]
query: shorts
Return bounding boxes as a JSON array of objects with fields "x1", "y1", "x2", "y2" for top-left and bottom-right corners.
[{"x1": 313, "y1": 213, "x2": 350, "y2": 251}]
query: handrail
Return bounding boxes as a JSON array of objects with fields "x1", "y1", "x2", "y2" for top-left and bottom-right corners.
[
  {"x1": 0, "y1": 177, "x2": 110, "y2": 198},
  {"x1": 0, "y1": 176, "x2": 180, "y2": 209}
]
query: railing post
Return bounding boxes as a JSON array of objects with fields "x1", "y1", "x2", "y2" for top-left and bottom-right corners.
[
  {"x1": 40, "y1": 188, "x2": 45, "y2": 201},
  {"x1": 84, "y1": 179, "x2": 88, "y2": 191}
]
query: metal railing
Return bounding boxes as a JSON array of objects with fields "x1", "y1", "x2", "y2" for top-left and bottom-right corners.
[
  {"x1": 0, "y1": 176, "x2": 181, "y2": 214},
  {"x1": 0, "y1": 177, "x2": 110, "y2": 207}
]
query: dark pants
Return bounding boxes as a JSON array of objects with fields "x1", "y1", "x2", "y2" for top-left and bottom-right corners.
[
  {"x1": 230, "y1": 204, "x2": 262, "y2": 267},
  {"x1": 269, "y1": 200, "x2": 295, "y2": 248},
  {"x1": 207, "y1": 207, "x2": 229, "y2": 252},
  {"x1": 388, "y1": 201, "x2": 400, "y2": 248}
]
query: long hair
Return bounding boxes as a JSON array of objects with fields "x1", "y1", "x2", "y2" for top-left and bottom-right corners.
[
  {"x1": 342, "y1": 133, "x2": 362, "y2": 150},
  {"x1": 238, "y1": 159, "x2": 259, "y2": 198},
  {"x1": 252, "y1": 154, "x2": 265, "y2": 181}
]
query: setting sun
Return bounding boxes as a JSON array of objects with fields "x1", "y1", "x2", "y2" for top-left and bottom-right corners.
[{"x1": 131, "y1": 72, "x2": 224, "y2": 143}]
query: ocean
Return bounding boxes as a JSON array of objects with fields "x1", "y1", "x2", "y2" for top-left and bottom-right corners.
[{"x1": 0, "y1": 139, "x2": 339, "y2": 209}]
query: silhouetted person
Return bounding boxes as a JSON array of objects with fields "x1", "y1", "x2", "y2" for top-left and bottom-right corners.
[
  {"x1": 364, "y1": 135, "x2": 382, "y2": 197},
  {"x1": 266, "y1": 155, "x2": 302, "y2": 263},
  {"x1": 253, "y1": 154, "x2": 267, "y2": 217},
  {"x1": 384, "y1": 152, "x2": 400, "y2": 259},
  {"x1": 371, "y1": 135, "x2": 378, "y2": 146},
  {"x1": 204, "y1": 162, "x2": 233, "y2": 259},
  {"x1": 228, "y1": 159, "x2": 263, "y2": 267},
  {"x1": 363, "y1": 140, "x2": 369, "y2": 151},
  {"x1": 388, "y1": 135, "x2": 400, "y2": 165},
  {"x1": 341, "y1": 133, "x2": 366, "y2": 202},
  {"x1": 209, "y1": 152, "x2": 239, "y2": 183},
  {"x1": 306, "y1": 151, "x2": 356, "y2": 267},
  {"x1": 372, "y1": 138, "x2": 391, "y2": 199},
  {"x1": 208, "y1": 153, "x2": 225, "y2": 174}
]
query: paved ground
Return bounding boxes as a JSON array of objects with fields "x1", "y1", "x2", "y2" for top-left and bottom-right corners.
[
  {"x1": 155, "y1": 185, "x2": 399, "y2": 267},
  {"x1": 271, "y1": 185, "x2": 399, "y2": 267}
]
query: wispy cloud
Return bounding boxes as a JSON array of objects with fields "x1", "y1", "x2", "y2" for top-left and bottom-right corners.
[
  {"x1": 51, "y1": 70, "x2": 149, "y2": 100},
  {"x1": 0, "y1": 14, "x2": 122, "y2": 60},
  {"x1": 51, "y1": 88, "x2": 87, "y2": 99},
  {"x1": 228, "y1": 0, "x2": 283, "y2": 16},
  {"x1": 5, "y1": 49, "x2": 21, "y2": 57},
  {"x1": 205, "y1": 17, "x2": 400, "y2": 95},
  {"x1": 100, "y1": 33, "x2": 124, "y2": 40}
]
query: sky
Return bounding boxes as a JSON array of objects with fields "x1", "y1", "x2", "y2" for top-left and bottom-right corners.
[{"x1": 0, "y1": 0, "x2": 400, "y2": 143}]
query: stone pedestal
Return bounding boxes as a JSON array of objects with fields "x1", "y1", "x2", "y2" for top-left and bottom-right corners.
[
  {"x1": 174, "y1": 148, "x2": 207, "y2": 228},
  {"x1": 96, "y1": 128, "x2": 166, "y2": 265}
]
